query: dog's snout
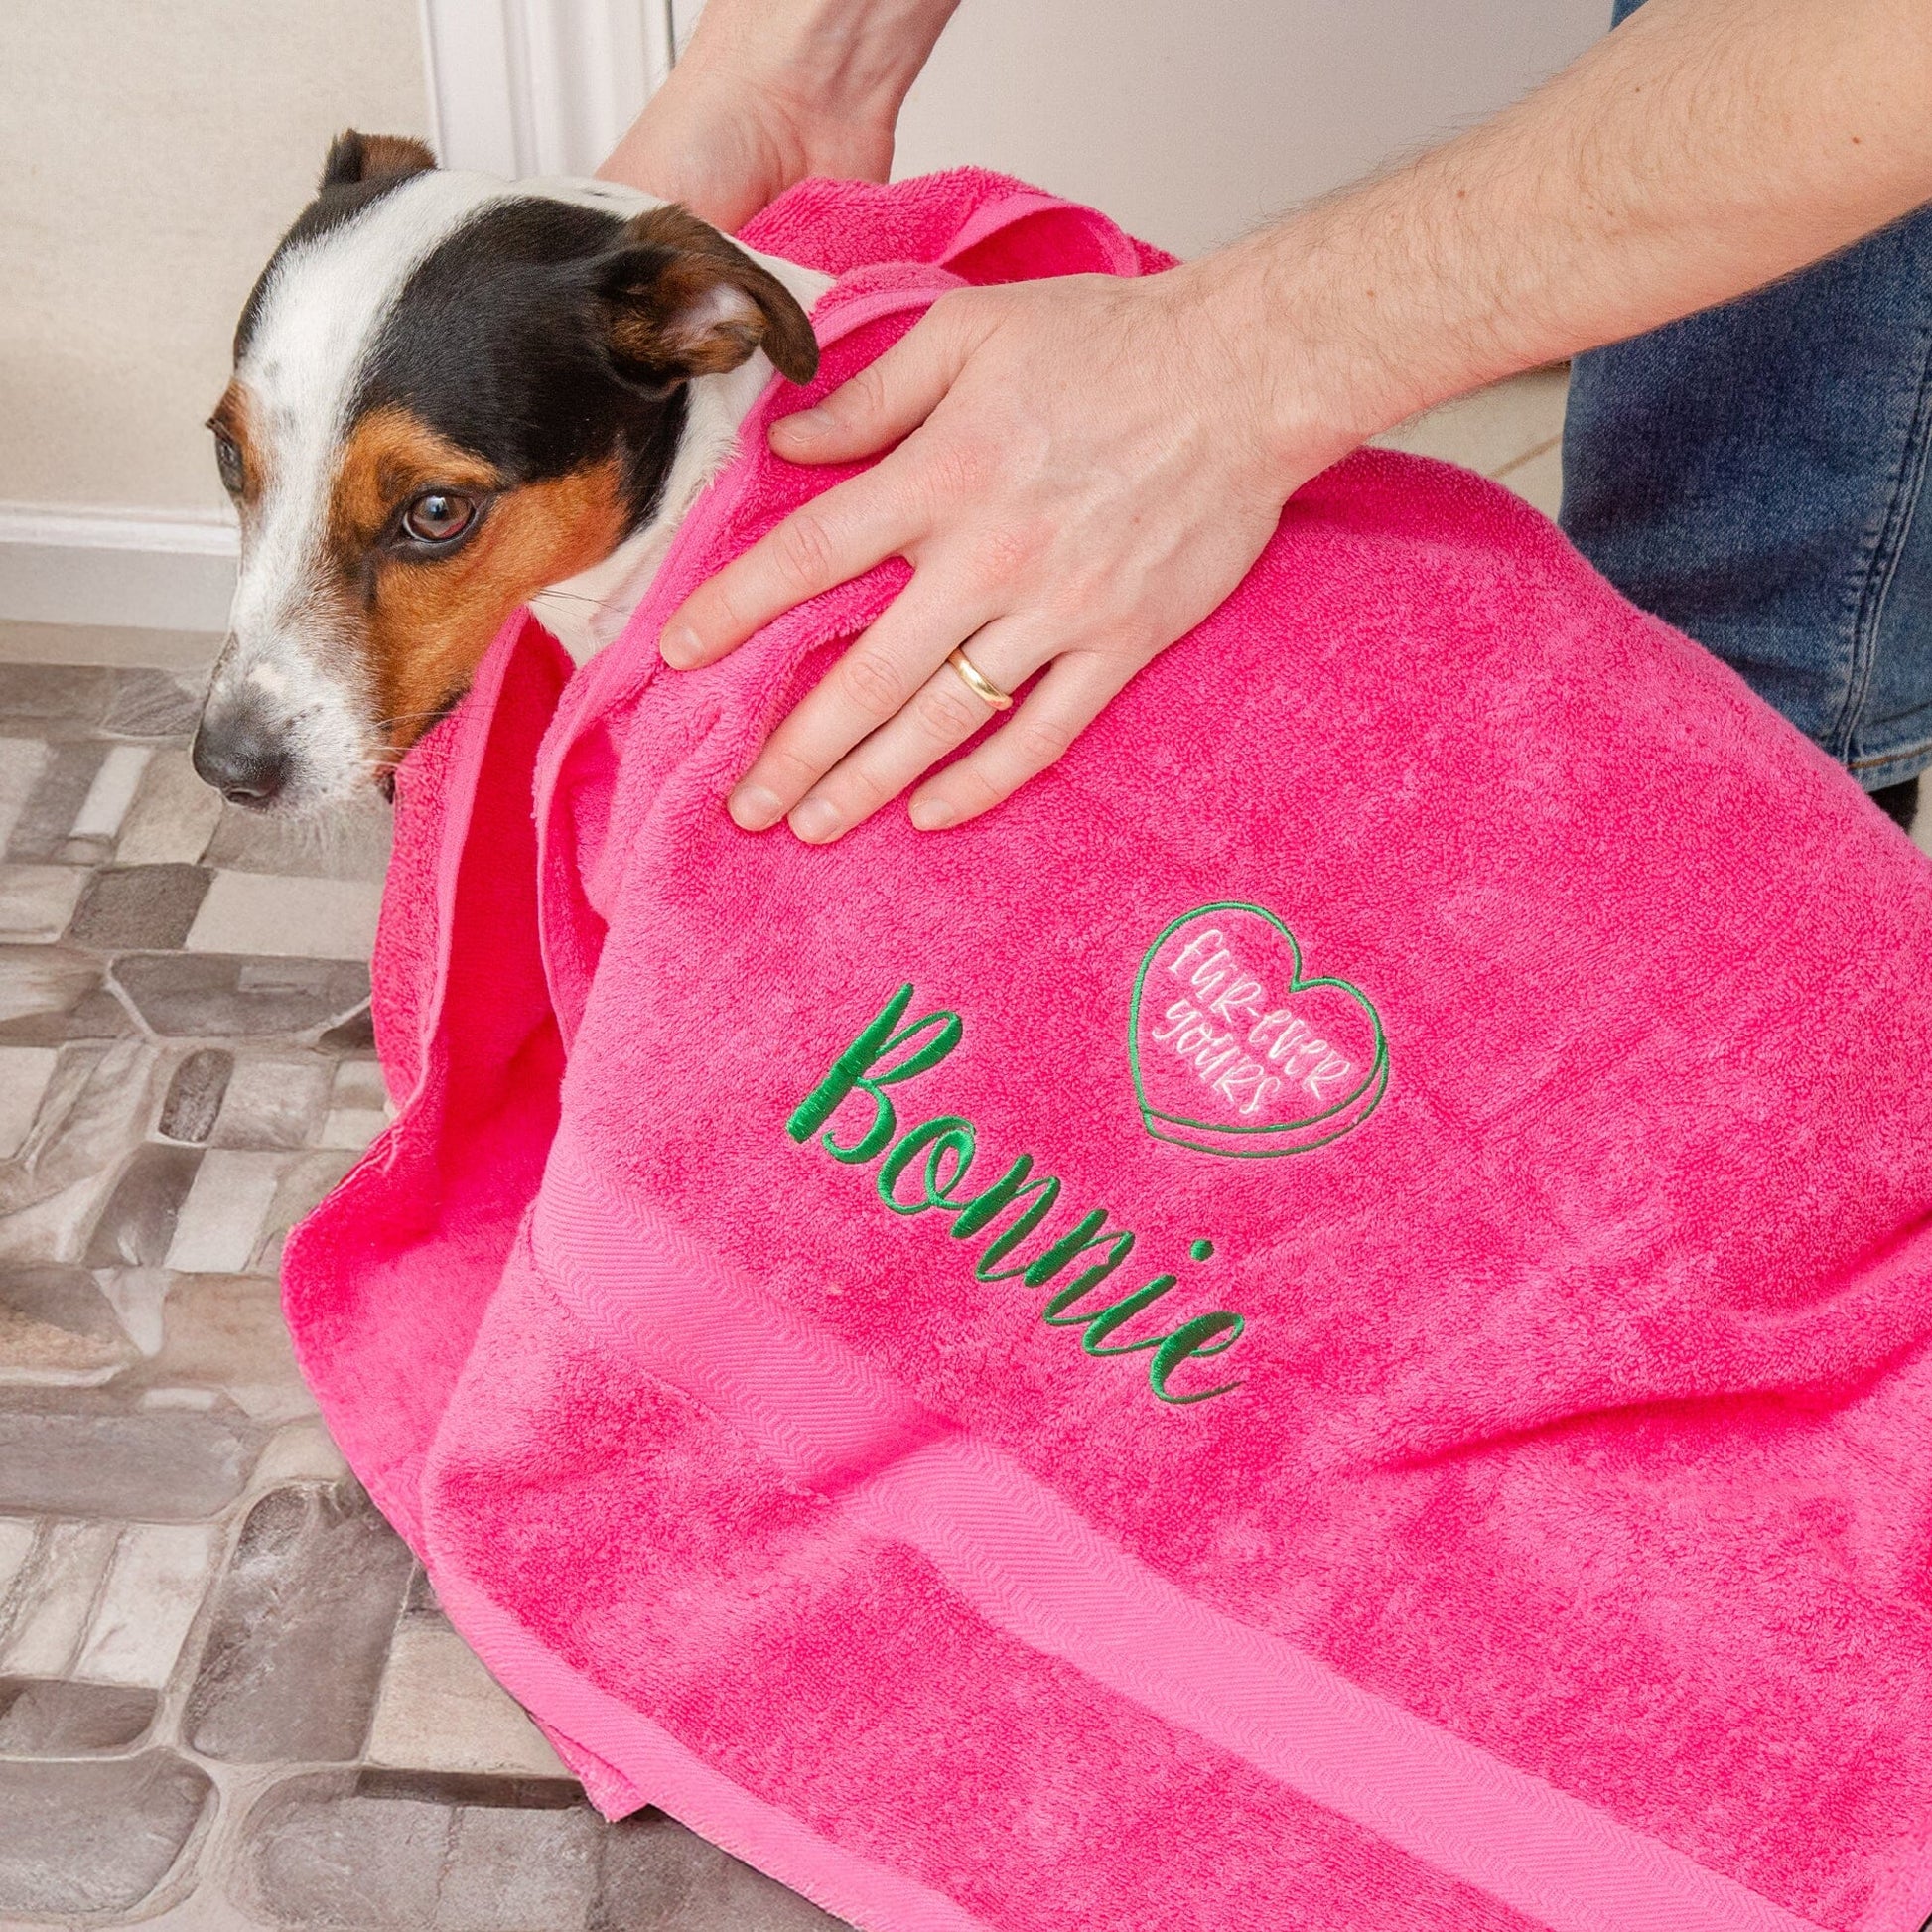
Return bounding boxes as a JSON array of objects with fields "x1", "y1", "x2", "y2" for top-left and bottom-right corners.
[{"x1": 192, "y1": 709, "x2": 291, "y2": 809}]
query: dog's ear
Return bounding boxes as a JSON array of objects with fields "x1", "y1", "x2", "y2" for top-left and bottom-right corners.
[
  {"x1": 595, "y1": 205, "x2": 819, "y2": 388},
  {"x1": 321, "y1": 130, "x2": 438, "y2": 193}
]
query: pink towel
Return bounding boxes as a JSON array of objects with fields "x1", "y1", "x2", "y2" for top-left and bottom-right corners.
[{"x1": 285, "y1": 170, "x2": 1932, "y2": 1932}]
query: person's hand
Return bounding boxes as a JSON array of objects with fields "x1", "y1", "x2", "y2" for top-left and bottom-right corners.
[
  {"x1": 659, "y1": 255, "x2": 1367, "y2": 840},
  {"x1": 597, "y1": 54, "x2": 891, "y2": 233},
  {"x1": 597, "y1": 0, "x2": 959, "y2": 231}
]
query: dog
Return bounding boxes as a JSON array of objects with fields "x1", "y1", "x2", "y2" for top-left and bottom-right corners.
[{"x1": 191, "y1": 130, "x2": 828, "y2": 814}]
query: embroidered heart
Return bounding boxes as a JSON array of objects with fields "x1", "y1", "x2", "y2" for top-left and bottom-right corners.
[{"x1": 1129, "y1": 903, "x2": 1388, "y2": 1158}]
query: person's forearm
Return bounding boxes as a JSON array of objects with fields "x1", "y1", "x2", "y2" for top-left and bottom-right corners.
[
  {"x1": 671, "y1": 0, "x2": 960, "y2": 142},
  {"x1": 1223, "y1": 0, "x2": 1932, "y2": 459}
]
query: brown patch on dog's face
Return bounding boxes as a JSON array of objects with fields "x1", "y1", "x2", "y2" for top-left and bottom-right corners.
[
  {"x1": 207, "y1": 380, "x2": 266, "y2": 518},
  {"x1": 325, "y1": 404, "x2": 626, "y2": 762},
  {"x1": 600, "y1": 204, "x2": 820, "y2": 386}
]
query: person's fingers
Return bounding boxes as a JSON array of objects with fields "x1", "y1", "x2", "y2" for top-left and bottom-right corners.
[
  {"x1": 768, "y1": 297, "x2": 978, "y2": 467},
  {"x1": 658, "y1": 470, "x2": 918, "y2": 669},
  {"x1": 726, "y1": 572, "x2": 1003, "y2": 831},
  {"x1": 906, "y1": 650, "x2": 1140, "y2": 831},
  {"x1": 781, "y1": 621, "x2": 1044, "y2": 842}
]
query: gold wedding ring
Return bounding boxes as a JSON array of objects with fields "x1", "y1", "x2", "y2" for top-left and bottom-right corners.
[{"x1": 946, "y1": 645, "x2": 1013, "y2": 711}]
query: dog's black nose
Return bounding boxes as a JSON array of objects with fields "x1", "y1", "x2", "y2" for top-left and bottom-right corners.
[{"x1": 192, "y1": 717, "x2": 290, "y2": 809}]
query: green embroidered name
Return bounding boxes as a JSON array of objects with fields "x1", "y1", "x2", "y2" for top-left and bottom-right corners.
[{"x1": 787, "y1": 985, "x2": 1246, "y2": 1406}]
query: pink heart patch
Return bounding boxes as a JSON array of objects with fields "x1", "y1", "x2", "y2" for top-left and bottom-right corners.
[{"x1": 1129, "y1": 903, "x2": 1388, "y2": 1159}]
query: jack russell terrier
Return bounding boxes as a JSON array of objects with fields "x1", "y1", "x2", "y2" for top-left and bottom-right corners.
[{"x1": 191, "y1": 129, "x2": 828, "y2": 813}]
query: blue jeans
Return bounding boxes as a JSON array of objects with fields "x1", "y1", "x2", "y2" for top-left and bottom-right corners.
[{"x1": 1561, "y1": 0, "x2": 1932, "y2": 794}]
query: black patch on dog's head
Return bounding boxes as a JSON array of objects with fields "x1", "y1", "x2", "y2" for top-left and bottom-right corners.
[
  {"x1": 349, "y1": 198, "x2": 687, "y2": 537},
  {"x1": 346, "y1": 197, "x2": 817, "y2": 541}
]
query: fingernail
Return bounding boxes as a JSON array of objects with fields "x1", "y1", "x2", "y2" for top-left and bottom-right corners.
[
  {"x1": 776, "y1": 407, "x2": 829, "y2": 441},
  {"x1": 789, "y1": 797, "x2": 842, "y2": 843},
  {"x1": 660, "y1": 625, "x2": 702, "y2": 669},
  {"x1": 909, "y1": 797, "x2": 956, "y2": 830},
  {"x1": 729, "y1": 784, "x2": 783, "y2": 830}
]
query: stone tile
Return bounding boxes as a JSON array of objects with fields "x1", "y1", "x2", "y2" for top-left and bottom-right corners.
[
  {"x1": 252, "y1": 1416, "x2": 347, "y2": 1488},
  {"x1": 0, "y1": 942, "x2": 129, "y2": 1041},
  {"x1": 237, "y1": 1770, "x2": 447, "y2": 1929},
  {"x1": 105, "y1": 666, "x2": 203, "y2": 738},
  {"x1": 95, "y1": 1264, "x2": 176, "y2": 1355},
  {"x1": 74, "y1": 1521, "x2": 220, "y2": 1688},
  {"x1": 116, "y1": 952, "x2": 371, "y2": 1038},
  {"x1": 118, "y1": 745, "x2": 224, "y2": 865},
  {"x1": 3, "y1": 1037, "x2": 150, "y2": 1178},
  {"x1": 0, "y1": 1393, "x2": 261, "y2": 1518},
  {"x1": 139, "y1": 1272, "x2": 312, "y2": 1422},
  {"x1": 159, "y1": 1046, "x2": 234, "y2": 1142},
  {"x1": 0, "y1": 1519, "x2": 118, "y2": 1676},
  {"x1": 0, "y1": 943, "x2": 100, "y2": 1026},
  {"x1": 237, "y1": 1770, "x2": 609, "y2": 1931},
  {"x1": 329, "y1": 1055, "x2": 389, "y2": 1111},
  {"x1": 319, "y1": 1002, "x2": 377, "y2": 1054},
  {"x1": 0, "y1": 1040, "x2": 157, "y2": 1267},
  {"x1": 319, "y1": 1104, "x2": 388, "y2": 1151},
  {"x1": 597, "y1": 1809, "x2": 848, "y2": 1931},
  {"x1": 368, "y1": 1616, "x2": 570, "y2": 1778},
  {"x1": 83, "y1": 1143, "x2": 204, "y2": 1269},
  {"x1": 140, "y1": 1384, "x2": 220, "y2": 1411},
  {"x1": 6, "y1": 739, "x2": 106, "y2": 858},
  {"x1": 186, "y1": 1482, "x2": 414, "y2": 1762},
  {"x1": 0, "y1": 661, "x2": 114, "y2": 726},
  {"x1": 205, "y1": 790, "x2": 395, "y2": 881},
  {"x1": 444, "y1": 1800, "x2": 604, "y2": 1930},
  {"x1": 213, "y1": 1054, "x2": 331, "y2": 1148},
  {"x1": 71, "y1": 743, "x2": 154, "y2": 841},
  {"x1": 69, "y1": 863, "x2": 212, "y2": 950},
  {"x1": 166, "y1": 1149, "x2": 285, "y2": 1273},
  {"x1": 189, "y1": 871, "x2": 383, "y2": 962},
  {"x1": 1374, "y1": 366, "x2": 1571, "y2": 478},
  {"x1": 0, "y1": 1263, "x2": 138, "y2": 1380},
  {"x1": 85, "y1": 1882, "x2": 269, "y2": 1932},
  {"x1": 403, "y1": 1562, "x2": 442, "y2": 1616},
  {"x1": 1496, "y1": 437, "x2": 1565, "y2": 521},
  {"x1": 318, "y1": 1054, "x2": 390, "y2": 1149},
  {"x1": 0, "y1": 1674, "x2": 158, "y2": 1752},
  {"x1": 0, "y1": 1042, "x2": 59, "y2": 1156},
  {"x1": 253, "y1": 1148, "x2": 359, "y2": 1271},
  {"x1": 0, "y1": 862, "x2": 86, "y2": 942},
  {"x1": 0, "y1": 1513, "x2": 37, "y2": 1599},
  {"x1": 0, "y1": 737, "x2": 52, "y2": 851},
  {"x1": 0, "y1": 1751, "x2": 212, "y2": 1917}
]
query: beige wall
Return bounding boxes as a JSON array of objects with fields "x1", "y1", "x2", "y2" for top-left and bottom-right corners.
[
  {"x1": 0, "y1": 1, "x2": 429, "y2": 516},
  {"x1": 1, "y1": 0, "x2": 1606, "y2": 521},
  {"x1": 894, "y1": 0, "x2": 1607, "y2": 260}
]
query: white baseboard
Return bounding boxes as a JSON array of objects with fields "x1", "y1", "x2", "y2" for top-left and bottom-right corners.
[{"x1": 0, "y1": 502, "x2": 237, "y2": 634}]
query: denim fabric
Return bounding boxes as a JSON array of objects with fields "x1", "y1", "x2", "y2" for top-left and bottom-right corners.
[{"x1": 1560, "y1": 0, "x2": 1932, "y2": 790}]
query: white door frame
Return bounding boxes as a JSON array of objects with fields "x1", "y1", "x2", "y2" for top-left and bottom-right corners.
[{"x1": 418, "y1": 0, "x2": 706, "y2": 180}]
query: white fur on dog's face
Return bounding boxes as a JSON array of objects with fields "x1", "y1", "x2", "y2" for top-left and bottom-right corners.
[
  {"x1": 207, "y1": 168, "x2": 508, "y2": 812},
  {"x1": 194, "y1": 145, "x2": 826, "y2": 815}
]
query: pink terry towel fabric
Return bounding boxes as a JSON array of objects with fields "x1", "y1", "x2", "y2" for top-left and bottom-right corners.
[{"x1": 284, "y1": 170, "x2": 1932, "y2": 1932}]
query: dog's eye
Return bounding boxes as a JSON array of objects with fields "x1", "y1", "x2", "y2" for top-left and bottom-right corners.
[
  {"x1": 401, "y1": 491, "x2": 479, "y2": 546},
  {"x1": 212, "y1": 433, "x2": 244, "y2": 496}
]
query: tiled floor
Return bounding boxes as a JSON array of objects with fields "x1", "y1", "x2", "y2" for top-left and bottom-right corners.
[
  {"x1": 0, "y1": 646, "x2": 838, "y2": 1913},
  {"x1": 0, "y1": 372, "x2": 1917, "y2": 1929}
]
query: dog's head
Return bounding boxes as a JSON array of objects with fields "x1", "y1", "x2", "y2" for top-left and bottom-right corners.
[{"x1": 192, "y1": 130, "x2": 818, "y2": 812}]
